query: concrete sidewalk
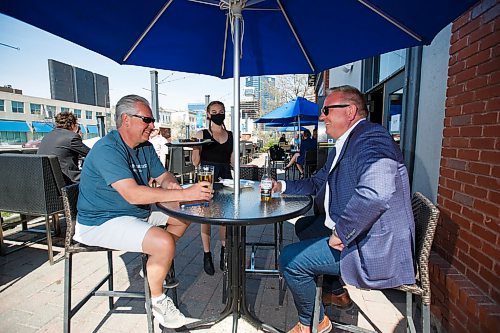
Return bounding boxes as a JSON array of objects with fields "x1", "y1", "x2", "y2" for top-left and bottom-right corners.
[{"x1": 0, "y1": 153, "x2": 419, "y2": 333}]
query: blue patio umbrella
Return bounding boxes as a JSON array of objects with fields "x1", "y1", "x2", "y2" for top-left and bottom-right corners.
[
  {"x1": 0, "y1": 0, "x2": 478, "y2": 78},
  {"x1": 255, "y1": 97, "x2": 319, "y2": 124},
  {"x1": 0, "y1": 0, "x2": 478, "y2": 193},
  {"x1": 263, "y1": 119, "x2": 317, "y2": 127},
  {"x1": 270, "y1": 126, "x2": 308, "y2": 132}
]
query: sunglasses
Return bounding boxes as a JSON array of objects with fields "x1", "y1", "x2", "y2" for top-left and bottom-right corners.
[
  {"x1": 321, "y1": 104, "x2": 350, "y2": 116},
  {"x1": 131, "y1": 114, "x2": 155, "y2": 124}
]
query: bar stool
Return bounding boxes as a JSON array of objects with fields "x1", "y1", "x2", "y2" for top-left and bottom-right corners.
[{"x1": 61, "y1": 184, "x2": 179, "y2": 333}]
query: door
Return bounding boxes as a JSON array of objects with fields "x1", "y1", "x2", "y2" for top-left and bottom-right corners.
[{"x1": 383, "y1": 71, "x2": 405, "y2": 146}]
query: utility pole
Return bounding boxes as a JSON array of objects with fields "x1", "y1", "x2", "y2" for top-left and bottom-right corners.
[
  {"x1": 150, "y1": 70, "x2": 159, "y2": 121},
  {"x1": 204, "y1": 94, "x2": 210, "y2": 128}
]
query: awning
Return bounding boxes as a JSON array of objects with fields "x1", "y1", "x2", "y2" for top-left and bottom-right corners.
[
  {"x1": 87, "y1": 124, "x2": 98, "y2": 134},
  {"x1": 79, "y1": 124, "x2": 87, "y2": 134},
  {"x1": 0, "y1": 120, "x2": 30, "y2": 132},
  {"x1": 32, "y1": 121, "x2": 54, "y2": 133}
]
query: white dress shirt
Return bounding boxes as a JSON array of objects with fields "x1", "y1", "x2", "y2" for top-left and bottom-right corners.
[{"x1": 323, "y1": 119, "x2": 365, "y2": 230}]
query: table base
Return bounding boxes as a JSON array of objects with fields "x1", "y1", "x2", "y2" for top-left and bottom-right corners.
[{"x1": 175, "y1": 225, "x2": 283, "y2": 333}]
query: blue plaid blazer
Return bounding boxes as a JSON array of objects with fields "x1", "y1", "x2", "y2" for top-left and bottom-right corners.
[{"x1": 284, "y1": 120, "x2": 416, "y2": 289}]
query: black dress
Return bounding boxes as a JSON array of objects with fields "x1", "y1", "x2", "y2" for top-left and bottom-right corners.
[{"x1": 200, "y1": 129, "x2": 233, "y2": 180}]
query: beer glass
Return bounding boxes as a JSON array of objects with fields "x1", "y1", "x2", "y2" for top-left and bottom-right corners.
[{"x1": 198, "y1": 165, "x2": 214, "y2": 191}]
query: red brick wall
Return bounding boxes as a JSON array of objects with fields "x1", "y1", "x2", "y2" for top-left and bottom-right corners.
[{"x1": 433, "y1": 0, "x2": 499, "y2": 332}]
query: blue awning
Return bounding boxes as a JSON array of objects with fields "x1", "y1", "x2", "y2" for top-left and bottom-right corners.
[
  {"x1": 32, "y1": 121, "x2": 55, "y2": 133},
  {"x1": 0, "y1": 120, "x2": 30, "y2": 132},
  {"x1": 87, "y1": 124, "x2": 98, "y2": 134},
  {"x1": 79, "y1": 124, "x2": 87, "y2": 134}
]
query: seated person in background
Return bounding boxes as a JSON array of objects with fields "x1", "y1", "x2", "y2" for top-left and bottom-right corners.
[
  {"x1": 279, "y1": 133, "x2": 287, "y2": 144},
  {"x1": 291, "y1": 133, "x2": 300, "y2": 149},
  {"x1": 149, "y1": 126, "x2": 169, "y2": 167},
  {"x1": 38, "y1": 111, "x2": 90, "y2": 184},
  {"x1": 74, "y1": 95, "x2": 213, "y2": 329},
  {"x1": 273, "y1": 85, "x2": 415, "y2": 333},
  {"x1": 284, "y1": 129, "x2": 316, "y2": 177}
]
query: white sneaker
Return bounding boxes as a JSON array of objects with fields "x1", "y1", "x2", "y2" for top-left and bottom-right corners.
[{"x1": 151, "y1": 295, "x2": 186, "y2": 328}]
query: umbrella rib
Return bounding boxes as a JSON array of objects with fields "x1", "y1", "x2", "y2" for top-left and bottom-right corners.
[
  {"x1": 123, "y1": 0, "x2": 175, "y2": 62},
  {"x1": 276, "y1": 0, "x2": 315, "y2": 73},
  {"x1": 357, "y1": 0, "x2": 423, "y2": 42},
  {"x1": 221, "y1": 13, "x2": 229, "y2": 77}
]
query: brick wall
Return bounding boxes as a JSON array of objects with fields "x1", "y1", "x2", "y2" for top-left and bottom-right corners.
[{"x1": 433, "y1": 0, "x2": 499, "y2": 332}]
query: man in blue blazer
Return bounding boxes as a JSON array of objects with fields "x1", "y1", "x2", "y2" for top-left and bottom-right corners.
[{"x1": 274, "y1": 86, "x2": 415, "y2": 333}]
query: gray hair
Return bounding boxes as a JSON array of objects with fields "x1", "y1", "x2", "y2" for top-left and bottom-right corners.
[
  {"x1": 330, "y1": 85, "x2": 368, "y2": 117},
  {"x1": 115, "y1": 95, "x2": 150, "y2": 128}
]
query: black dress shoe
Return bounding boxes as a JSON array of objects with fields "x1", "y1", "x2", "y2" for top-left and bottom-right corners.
[
  {"x1": 219, "y1": 246, "x2": 225, "y2": 271},
  {"x1": 203, "y1": 252, "x2": 215, "y2": 275}
]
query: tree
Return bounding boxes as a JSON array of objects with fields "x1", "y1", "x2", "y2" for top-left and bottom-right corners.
[{"x1": 265, "y1": 74, "x2": 314, "y2": 113}]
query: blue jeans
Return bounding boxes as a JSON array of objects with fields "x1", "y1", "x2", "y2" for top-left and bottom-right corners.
[
  {"x1": 279, "y1": 232, "x2": 341, "y2": 326},
  {"x1": 294, "y1": 215, "x2": 345, "y2": 294}
]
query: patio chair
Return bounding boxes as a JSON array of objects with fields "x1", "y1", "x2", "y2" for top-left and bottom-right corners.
[
  {"x1": 303, "y1": 150, "x2": 317, "y2": 178},
  {"x1": 311, "y1": 192, "x2": 439, "y2": 333},
  {"x1": 62, "y1": 184, "x2": 178, "y2": 333},
  {"x1": 168, "y1": 147, "x2": 195, "y2": 184},
  {"x1": 269, "y1": 145, "x2": 287, "y2": 170},
  {"x1": 0, "y1": 154, "x2": 65, "y2": 265}
]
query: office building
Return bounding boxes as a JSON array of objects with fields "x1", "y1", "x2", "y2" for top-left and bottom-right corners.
[{"x1": 0, "y1": 87, "x2": 114, "y2": 145}]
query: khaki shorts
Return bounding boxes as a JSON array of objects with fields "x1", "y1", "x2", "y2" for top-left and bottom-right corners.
[{"x1": 73, "y1": 204, "x2": 169, "y2": 253}]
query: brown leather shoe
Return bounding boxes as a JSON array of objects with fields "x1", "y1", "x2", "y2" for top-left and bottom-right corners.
[
  {"x1": 322, "y1": 289, "x2": 353, "y2": 308},
  {"x1": 287, "y1": 315, "x2": 332, "y2": 333}
]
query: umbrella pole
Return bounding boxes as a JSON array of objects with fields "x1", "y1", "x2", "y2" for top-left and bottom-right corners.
[{"x1": 232, "y1": 5, "x2": 241, "y2": 197}]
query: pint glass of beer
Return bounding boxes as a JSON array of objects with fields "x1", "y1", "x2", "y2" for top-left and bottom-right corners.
[{"x1": 198, "y1": 165, "x2": 214, "y2": 191}]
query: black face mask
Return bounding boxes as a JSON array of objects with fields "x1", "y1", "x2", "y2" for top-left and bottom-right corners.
[{"x1": 210, "y1": 113, "x2": 225, "y2": 125}]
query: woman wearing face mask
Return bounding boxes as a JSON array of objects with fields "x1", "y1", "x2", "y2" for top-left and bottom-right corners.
[{"x1": 192, "y1": 101, "x2": 234, "y2": 275}]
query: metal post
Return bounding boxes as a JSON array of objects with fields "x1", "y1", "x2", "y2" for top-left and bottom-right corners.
[
  {"x1": 232, "y1": 5, "x2": 242, "y2": 197},
  {"x1": 96, "y1": 115, "x2": 106, "y2": 137},
  {"x1": 150, "y1": 70, "x2": 159, "y2": 121},
  {"x1": 205, "y1": 94, "x2": 210, "y2": 128}
]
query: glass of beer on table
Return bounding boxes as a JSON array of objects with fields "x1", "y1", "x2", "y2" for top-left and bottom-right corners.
[{"x1": 198, "y1": 165, "x2": 214, "y2": 191}]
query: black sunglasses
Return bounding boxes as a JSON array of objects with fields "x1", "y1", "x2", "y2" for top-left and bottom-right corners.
[
  {"x1": 131, "y1": 114, "x2": 155, "y2": 124},
  {"x1": 321, "y1": 104, "x2": 350, "y2": 116}
]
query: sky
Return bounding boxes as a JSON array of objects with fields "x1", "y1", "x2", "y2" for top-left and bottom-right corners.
[{"x1": 0, "y1": 13, "x2": 234, "y2": 110}]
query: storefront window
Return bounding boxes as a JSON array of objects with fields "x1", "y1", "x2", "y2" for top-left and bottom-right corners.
[
  {"x1": 0, "y1": 131, "x2": 27, "y2": 144},
  {"x1": 379, "y1": 49, "x2": 406, "y2": 83}
]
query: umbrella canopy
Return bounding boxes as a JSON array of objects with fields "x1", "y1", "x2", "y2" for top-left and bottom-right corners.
[
  {"x1": 0, "y1": 0, "x2": 477, "y2": 194},
  {"x1": 263, "y1": 119, "x2": 317, "y2": 127},
  {"x1": 270, "y1": 126, "x2": 308, "y2": 132},
  {"x1": 255, "y1": 97, "x2": 319, "y2": 124},
  {"x1": 0, "y1": 0, "x2": 477, "y2": 79}
]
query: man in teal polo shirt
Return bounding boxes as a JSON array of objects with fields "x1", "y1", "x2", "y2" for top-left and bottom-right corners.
[{"x1": 74, "y1": 95, "x2": 212, "y2": 328}]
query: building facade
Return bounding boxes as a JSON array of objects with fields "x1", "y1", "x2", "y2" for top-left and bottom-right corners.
[
  {"x1": 0, "y1": 88, "x2": 114, "y2": 145},
  {"x1": 245, "y1": 75, "x2": 276, "y2": 114}
]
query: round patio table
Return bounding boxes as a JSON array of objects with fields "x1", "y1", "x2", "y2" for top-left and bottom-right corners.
[{"x1": 157, "y1": 182, "x2": 312, "y2": 333}]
